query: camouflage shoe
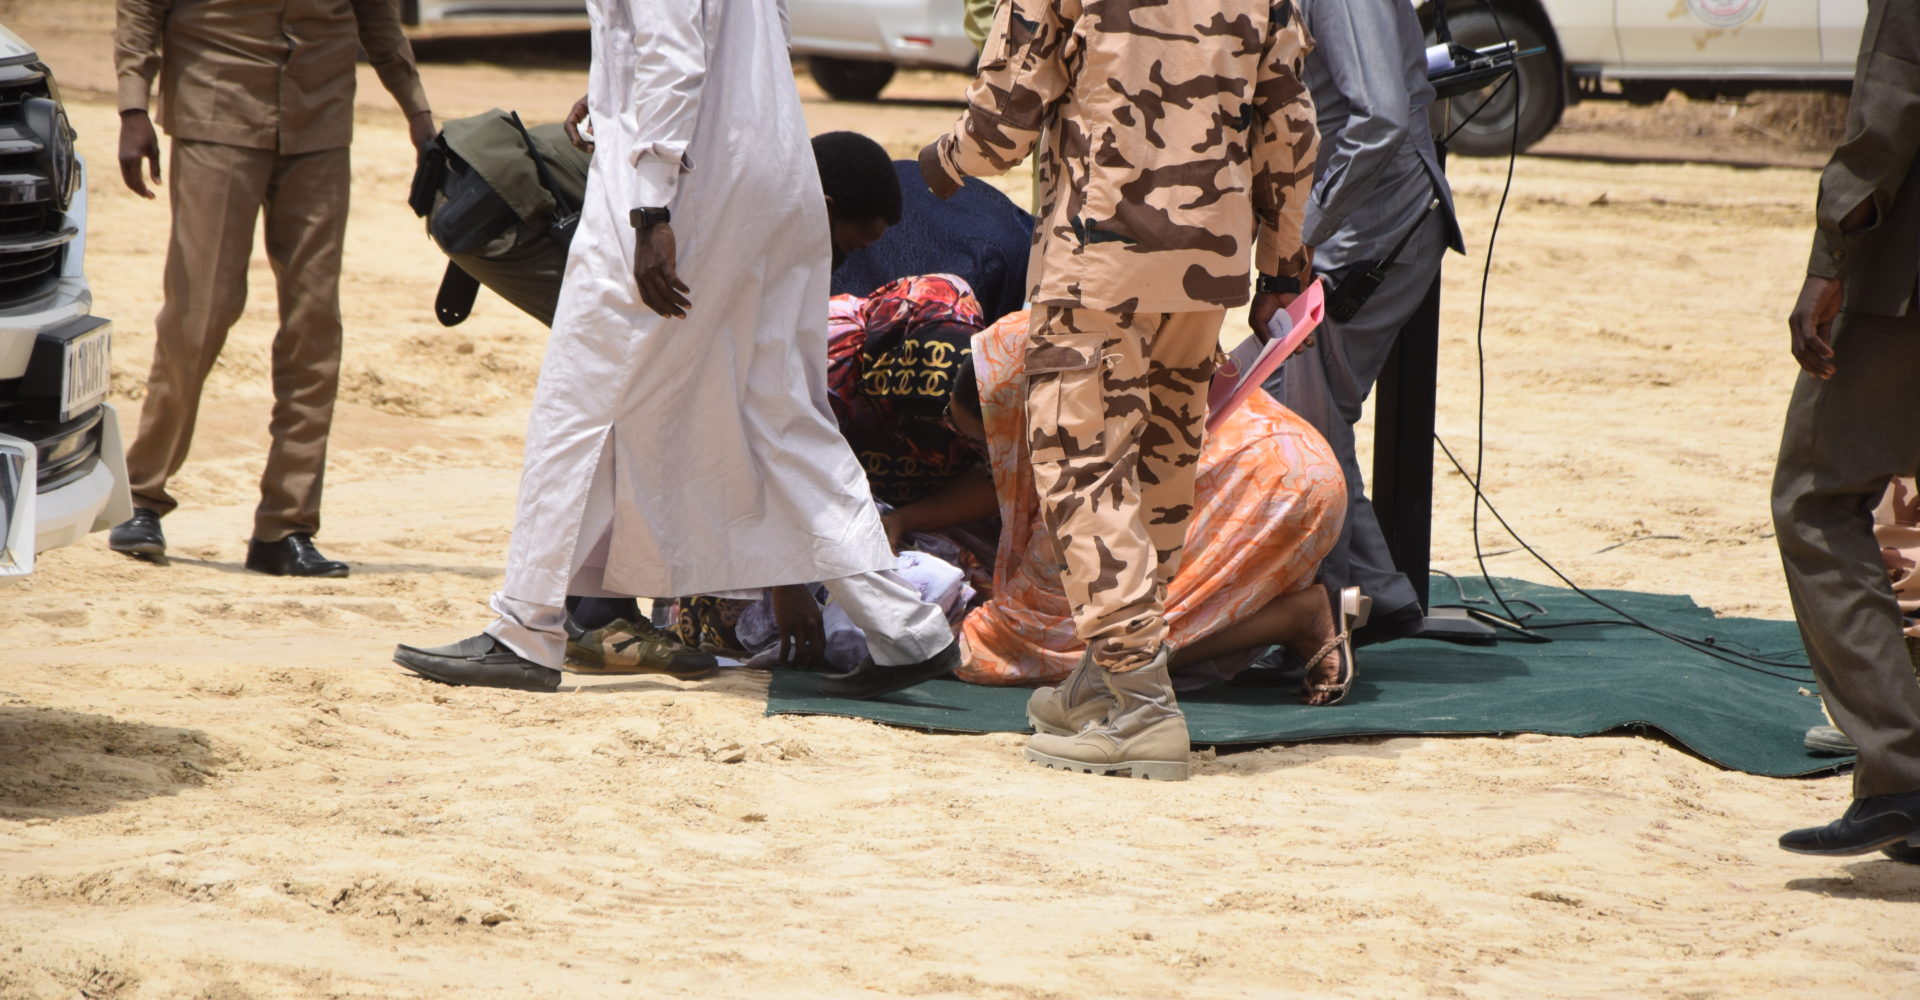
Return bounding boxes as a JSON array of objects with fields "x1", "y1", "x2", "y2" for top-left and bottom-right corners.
[{"x1": 566, "y1": 619, "x2": 719, "y2": 678}]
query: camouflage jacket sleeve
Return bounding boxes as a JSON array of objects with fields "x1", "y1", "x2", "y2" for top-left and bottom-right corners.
[
  {"x1": 1249, "y1": 0, "x2": 1316, "y2": 282},
  {"x1": 113, "y1": 0, "x2": 173, "y2": 115},
  {"x1": 933, "y1": 0, "x2": 1075, "y2": 183}
]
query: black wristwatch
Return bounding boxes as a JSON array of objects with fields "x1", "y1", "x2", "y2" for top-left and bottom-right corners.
[
  {"x1": 1255, "y1": 272, "x2": 1301, "y2": 295},
  {"x1": 629, "y1": 207, "x2": 671, "y2": 228}
]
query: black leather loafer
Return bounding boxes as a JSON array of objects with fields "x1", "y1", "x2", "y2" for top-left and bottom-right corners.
[
  {"x1": 108, "y1": 509, "x2": 166, "y2": 560},
  {"x1": 1779, "y1": 788, "x2": 1920, "y2": 856},
  {"x1": 1884, "y1": 837, "x2": 1920, "y2": 865},
  {"x1": 246, "y1": 533, "x2": 349, "y2": 577},
  {"x1": 818, "y1": 639, "x2": 960, "y2": 700},
  {"x1": 1352, "y1": 601, "x2": 1425, "y2": 649},
  {"x1": 393, "y1": 635, "x2": 562, "y2": 692}
]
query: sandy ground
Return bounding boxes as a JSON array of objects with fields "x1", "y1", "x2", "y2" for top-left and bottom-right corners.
[{"x1": 4, "y1": 5, "x2": 1919, "y2": 998}]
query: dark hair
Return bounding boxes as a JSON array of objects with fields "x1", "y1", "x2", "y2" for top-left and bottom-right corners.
[
  {"x1": 812, "y1": 131, "x2": 903, "y2": 226},
  {"x1": 951, "y1": 355, "x2": 981, "y2": 420}
]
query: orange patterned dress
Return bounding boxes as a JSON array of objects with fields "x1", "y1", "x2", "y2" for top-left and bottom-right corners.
[{"x1": 958, "y1": 312, "x2": 1348, "y2": 686}]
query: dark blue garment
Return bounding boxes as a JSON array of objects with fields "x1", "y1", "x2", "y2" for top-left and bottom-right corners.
[{"x1": 831, "y1": 161, "x2": 1034, "y2": 324}]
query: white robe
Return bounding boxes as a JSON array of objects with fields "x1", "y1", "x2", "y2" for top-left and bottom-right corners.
[{"x1": 494, "y1": 0, "x2": 895, "y2": 612}]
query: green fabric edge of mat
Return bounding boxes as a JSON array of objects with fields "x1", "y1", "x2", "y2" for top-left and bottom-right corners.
[{"x1": 766, "y1": 578, "x2": 1853, "y2": 779}]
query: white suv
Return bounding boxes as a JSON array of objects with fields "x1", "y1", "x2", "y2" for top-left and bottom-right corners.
[
  {"x1": 1439, "y1": 0, "x2": 1866, "y2": 155},
  {"x1": 0, "y1": 25, "x2": 133, "y2": 582},
  {"x1": 788, "y1": 0, "x2": 976, "y2": 101}
]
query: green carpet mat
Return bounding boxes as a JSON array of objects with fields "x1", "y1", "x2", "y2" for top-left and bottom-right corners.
[{"x1": 767, "y1": 577, "x2": 1851, "y2": 778}]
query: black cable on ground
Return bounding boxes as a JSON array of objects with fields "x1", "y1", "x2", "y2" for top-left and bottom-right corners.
[
  {"x1": 1432, "y1": 437, "x2": 1815, "y2": 681},
  {"x1": 1427, "y1": 1, "x2": 1813, "y2": 681}
]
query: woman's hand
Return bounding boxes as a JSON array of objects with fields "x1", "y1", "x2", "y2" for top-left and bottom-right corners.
[{"x1": 769, "y1": 584, "x2": 825, "y2": 669}]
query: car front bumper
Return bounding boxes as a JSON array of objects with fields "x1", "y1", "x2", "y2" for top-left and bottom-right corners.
[{"x1": 0, "y1": 401, "x2": 132, "y2": 581}]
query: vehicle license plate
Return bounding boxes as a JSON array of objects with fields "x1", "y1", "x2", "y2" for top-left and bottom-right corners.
[{"x1": 61, "y1": 323, "x2": 110, "y2": 422}]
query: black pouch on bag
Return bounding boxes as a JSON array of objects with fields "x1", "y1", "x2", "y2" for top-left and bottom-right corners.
[
  {"x1": 407, "y1": 143, "x2": 445, "y2": 219},
  {"x1": 428, "y1": 157, "x2": 519, "y2": 256}
]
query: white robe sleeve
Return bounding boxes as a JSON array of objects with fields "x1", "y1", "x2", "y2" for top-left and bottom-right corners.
[{"x1": 622, "y1": 0, "x2": 709, "y2": 208}]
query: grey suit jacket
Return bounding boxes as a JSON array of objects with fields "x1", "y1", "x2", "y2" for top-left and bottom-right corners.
[
  {"x1": 1298, "y1": 0, "x2": 1464, "y2": 272},
  {"x1": 1809, "y1": 0, "x2": 1920, "y2": 317}
]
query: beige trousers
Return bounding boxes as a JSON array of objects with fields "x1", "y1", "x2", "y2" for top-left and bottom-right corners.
[
  {"x1": 1025, "y1": 305, "x2": 1224, "y2": 672},
  {"x1": 125, "y1": 140, "x2": 350, "y2": 541}
]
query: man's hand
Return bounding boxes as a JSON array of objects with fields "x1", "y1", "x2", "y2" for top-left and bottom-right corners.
[
  {"x1": 634, "y1": 222, "x2": 691, "y2": 318},
  {"x1": 1788, "y1": 273, "x2": 1844, "y2": 379},
  {"x1": 880, "y1": 509, "x2": 910, "y2": 553},
  {"x1": 769, "y1": 584, "x2": 826, "y2": 669},
  {"x1": 1249, "y1": 249, "x2": 1313, "y2": 342},
  {"x1": 408, "y1": 110, "x2": 437, "y2": 153},
  {"x1": 918, "y1": 141, "x2": 960, "y2": 200},
  {"x1": 118, "y1": 110, "x2": 161, "y2": 199},
  {"x1": 564, "y1": 95, "x2": 594, "y2": 152},
  {"x1": 1248, "y1": 290, "x2": 1289, "y2": 342}
]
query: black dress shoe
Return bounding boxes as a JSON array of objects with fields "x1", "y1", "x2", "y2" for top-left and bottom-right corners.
[
  {"x1": 246, "y1": 533, "x2": 349, "y2": 577},
  {"x1": 818, "y1": 639, "x2": 960, "y2": 700},
  {"x1": 393, "y1": 635, "x2": 562, "y2": 692},
  {"x1": 1779, "y1": 788, "x2": 1920, "y2": 856},
  {"x1": 108, "y1": 509, "x2": 166, "y2": 560},
  {"x1": 1352, "y1": 601, "x2": 1425, "y2": 649},
  {"x1": 1884, "y1": 837, "x2": 1920, "y2": 864}
]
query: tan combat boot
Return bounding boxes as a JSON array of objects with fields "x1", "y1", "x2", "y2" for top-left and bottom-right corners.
[
  {"x1": 1023, "y1": 646, "x2": 1189, "y2": 780},
  {"x1": 1026, "y1": 648, "x2": 1114, "y2": 736}
]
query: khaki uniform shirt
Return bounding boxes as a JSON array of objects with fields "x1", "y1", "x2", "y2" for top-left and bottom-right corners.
[
  {"x1": 115, "y1": 0, "x2": 431, "y2": 155},
  {"x1": 930, "y1": 0, "x2": 1317, "y2": 313}
]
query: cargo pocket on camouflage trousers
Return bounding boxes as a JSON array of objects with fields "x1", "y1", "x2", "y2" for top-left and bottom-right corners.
[{"x1": 1024, "y1": 307, "x2": 1167, "y2": 672}]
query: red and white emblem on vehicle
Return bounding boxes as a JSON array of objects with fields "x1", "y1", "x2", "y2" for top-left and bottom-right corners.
[{"x1": 1685, "y1": 0, "x2": 1765, "y2": 28}]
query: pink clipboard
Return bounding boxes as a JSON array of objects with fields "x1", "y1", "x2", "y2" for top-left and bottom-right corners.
[{"x1": 1205, "y1": 278, "x2": 1325, "y2": 433}]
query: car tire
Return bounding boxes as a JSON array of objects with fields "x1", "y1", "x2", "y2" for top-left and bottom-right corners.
[
  {"x1": 1433, "y1": 5, "x2": 1562, "y2": 157},
  {"x1": 808, "y1": 56, "x2": 897, "y2": 102}
]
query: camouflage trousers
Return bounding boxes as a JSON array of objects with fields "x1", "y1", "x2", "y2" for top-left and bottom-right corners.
[{"x1": 1026, "y1": 305, "x2": 1225, "y2": 673}]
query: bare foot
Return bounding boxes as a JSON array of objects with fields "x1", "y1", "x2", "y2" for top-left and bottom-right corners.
[{"x1": 1296, "y1": 584, "x2": 1355, "y2": 707}]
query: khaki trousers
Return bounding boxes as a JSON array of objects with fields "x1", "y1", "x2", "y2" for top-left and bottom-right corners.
[
  {"x1": 125, "y1": 139, "x2": 349, "y2": 541},
  {"x1": 1025, "y1": 305, "x2": 1223, "y2": 672},
  {"x1": 1772, "y1": 308, "x2": 1920, "y2": 799}
]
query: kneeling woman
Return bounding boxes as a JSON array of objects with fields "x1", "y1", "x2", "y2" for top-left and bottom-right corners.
[{"x1": 926, "y1": 312, "x2": 1355, "y2": 706}]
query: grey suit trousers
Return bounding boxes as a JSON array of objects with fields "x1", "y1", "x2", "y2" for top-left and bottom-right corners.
[
  {"x1": 1773, "y1": 308, "x2": 1920, "y2": 798},
  {"x1": 1261, "y1": 210, "x2": 1447, "y2": 618}
]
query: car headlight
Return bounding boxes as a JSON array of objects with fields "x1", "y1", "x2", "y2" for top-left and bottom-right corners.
[{"x1": 22, "y1": 96, "x2": 79, "y2": 213}]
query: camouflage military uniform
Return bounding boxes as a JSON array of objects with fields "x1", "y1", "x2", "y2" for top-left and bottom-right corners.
[{"x1": 928, "y1": 0, "x2": 1318, "y2": 672}]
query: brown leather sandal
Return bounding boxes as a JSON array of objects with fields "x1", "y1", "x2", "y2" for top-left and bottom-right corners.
[{"x1": 1301, "y1": 586, "x2": 1371, "y2": 706}]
